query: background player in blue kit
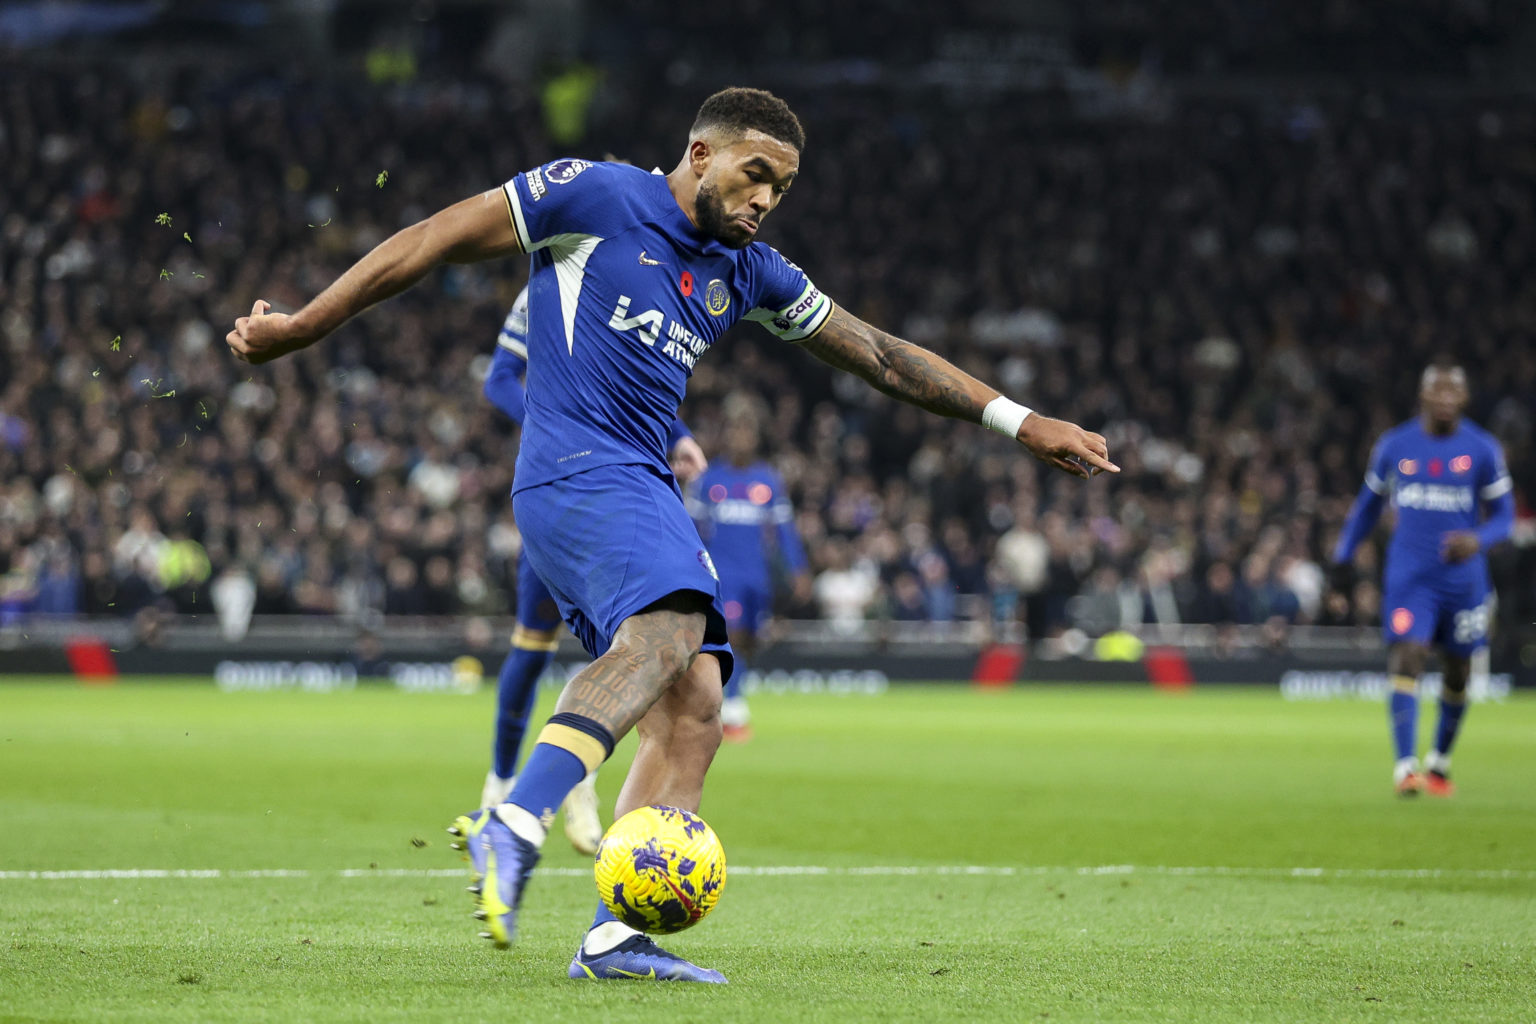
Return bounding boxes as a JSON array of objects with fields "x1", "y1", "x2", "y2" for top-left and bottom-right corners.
[
  {"x1": 228, "y1": 87, "x2": 1117, "y2": 982},
  {"x1": 479, "y1": 286, "x2": 708, "y2": 849},
  {"x1": 1332, "y1": 364, "x2": 1514, "y2": 797},
  {"x1": 689, "y1": 411, "x2": 810, "y2": 740}
]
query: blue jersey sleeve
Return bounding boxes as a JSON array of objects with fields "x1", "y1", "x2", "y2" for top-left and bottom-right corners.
[
  {"x1": 1362, "y1": 434, "x2": 1393, "y2": 498},
  {"x1": 742, "y1": 246, "x2": 834, "y2": 342},
  {"x1": 1332, "y1": 435, "x2": 1392, "y2": 564},
  {"x1": 1474, "y1": 437, "x2": 1516, "y2": 550},
  {"x1": 768, "y1": 469, "x2": 809, "y2": 574},
  {"x1": 502, "y1": 159, "x2": 626, "y2": 252},
  {"x1": 483, "y1": 292, "x2": 530, "y2": 423}
]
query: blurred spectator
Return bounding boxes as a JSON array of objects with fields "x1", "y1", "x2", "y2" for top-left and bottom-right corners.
[
  {"x1": 813, "y1": 538, "x2": 879, "y2": 635},
  {"x1": 1188, "y1": 562, "x2": 1241, "y2": 625},
  {"x1": 889, "y1": 571, "x2": 927, "y2": 623},
  {"x1": 993, "y1": 503, "x2": 1050, "y2": 640},
  {"x1": 211, "y1": 566, "x2": 256, "y2": 641},
  {"x1": 917, "y1": 552, "x2": 956, "y2": 623},
  {"x1": 32, "y1": 548, "x2": 80, "y2": 614}
]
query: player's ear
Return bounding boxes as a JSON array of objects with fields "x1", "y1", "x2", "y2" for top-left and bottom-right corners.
[{"x1": 688, "y1": 138, "x2": 713, "y2": 176}]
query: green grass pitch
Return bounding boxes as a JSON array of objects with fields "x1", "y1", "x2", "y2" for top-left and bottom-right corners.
[{"x1": 2, "y1": 680, "x2": 1534, "y2": 1023}]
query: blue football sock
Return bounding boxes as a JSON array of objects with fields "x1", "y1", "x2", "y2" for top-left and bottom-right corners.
[
  {"x1": 1389, "y1": 689, "x2": 1418, "y2": 762},
  {"x1": 492, "y1": 646, "x2": 554, "y2": 779},
  {"x1": 1433, "y1": 698, "x2": 1467, "y2": 759},
  {"x1": 590, "y1": 901, "x2": 620, "y2": 929},
  {"x1": 507, "y1": 713, "x2": 615, "y2": 824},
  {"x1": 507, "y1": 743, "x2": 588, "y2": 823}
]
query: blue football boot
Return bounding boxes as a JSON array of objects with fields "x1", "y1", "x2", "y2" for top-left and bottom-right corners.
[
  {"x1": 446, "y1": 808, "x2": 539, "y2": 948},
  {"x1": 568, "y1": 933, "x2": 727, "y2": 983}
]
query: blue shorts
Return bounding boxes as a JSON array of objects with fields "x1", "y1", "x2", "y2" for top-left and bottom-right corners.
[
  {"x1": 513, "y1": 463, "x2": 734, "y2": 683},
  {"x1": 720, "y1": 580, "x2": 771, "y2": 636},
  {"x1": 1381, "y1": 579, "x2": 1491, "y2": 658},
  {"x1": 514, "y1": 550, "x2": 563, "y2": 633}
]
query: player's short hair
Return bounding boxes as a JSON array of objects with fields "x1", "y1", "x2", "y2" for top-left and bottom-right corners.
[
  {"x1": 1421, "y1": 360, "x2": 1467, "y2": 387},
  {"x1": 690, "y1": 87, "x2": 805, "y2": 153}
]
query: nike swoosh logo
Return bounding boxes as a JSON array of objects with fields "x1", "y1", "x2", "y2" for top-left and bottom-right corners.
[
  {"x1": 609, "y1": 966, "x2": 657, "y2": 979},
  {"x1": 638, "y1": 251, "x2": 664, "y2": 266}
]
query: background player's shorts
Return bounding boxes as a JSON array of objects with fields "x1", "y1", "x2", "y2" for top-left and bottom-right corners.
[
  {"x1": 514, "y1": 550, "x2": 563, "y2": 633},
  {"x1": 1381, "y1": 579, "x2": 1492, "y2": 658},
  {"x1": 514, "y1": 463, "x2": 734, "y2": 683},
  {"x1": 720, "y1": 580, "x2": 772, "y2": 636}
]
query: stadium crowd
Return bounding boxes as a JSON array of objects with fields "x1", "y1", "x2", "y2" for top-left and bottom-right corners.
[{"x1": 1, "y1": 53, "x2": 1532, "y2": 655}]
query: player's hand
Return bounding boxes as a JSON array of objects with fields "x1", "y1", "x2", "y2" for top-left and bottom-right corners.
[
  {"x1": 669, "y1": 435, "x2": 709, "y2": 484},
  {"x1": 1015, "y1": 415, "x2": 1119, "y2": 479},
  {"x1": 1440, "y1": 531, "x2": 1480, "y2": 563},
  {"x1": 226, "y1": 300, "x2": 314, "y2": 365}
]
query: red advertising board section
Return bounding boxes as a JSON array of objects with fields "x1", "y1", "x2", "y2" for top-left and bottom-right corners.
[
  {"x1": 62, "y1": 636, "x2": 118, "y2": 683},
  {"x1": 972, "y1": 644, "x2": 1193, "y2": 690}
]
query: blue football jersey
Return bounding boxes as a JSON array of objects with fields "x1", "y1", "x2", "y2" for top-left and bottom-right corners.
[
  {"x1": 484, "y1": 285, "x2": 693, "y2": 455},
  {"x1": 1337, "y1": 419, "x2": 1513, "y2": 590},
  {"x1": 502, "y1": 160, "x2": 832, "y2": 491},
  {"x1": 689, "y1": 461, "x2": 808, "y2": 589}
]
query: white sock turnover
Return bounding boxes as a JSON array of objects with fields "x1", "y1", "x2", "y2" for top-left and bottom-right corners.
[
  {"x1": 583, "y1": 920, "x2": 640, "y2": 955},
  {"x1": 495, "y1": 802, "x2": 549, "y2": 848}
]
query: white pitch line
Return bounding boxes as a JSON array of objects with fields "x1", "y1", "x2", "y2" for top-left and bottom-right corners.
[{"x1": 2, "y1": 865, "x2": 1534, "y2": 882}]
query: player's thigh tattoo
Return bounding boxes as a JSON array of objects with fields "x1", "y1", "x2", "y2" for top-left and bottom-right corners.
[{"x1": 557, "y1": 607, "x2": 707, "y2": 730}]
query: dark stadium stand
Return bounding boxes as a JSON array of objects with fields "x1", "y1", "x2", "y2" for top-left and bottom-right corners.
[{"x1": 1, "y1": 3, "x2": 1532, "y2": 669}]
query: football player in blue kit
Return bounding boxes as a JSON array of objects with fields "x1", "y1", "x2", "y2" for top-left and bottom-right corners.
[
  {"x1": 1331, "y1": 364, "x2": 1514, "y2": 797},
  {"x1": 479, "y1": 286, "x2": 708, "y2": 850},
  {"x1": 228, "y1": 87, "x2": 1117, "y2": 982},
  {"x1": 688, "y1": 412, "x2": 811, "y2": 740}
]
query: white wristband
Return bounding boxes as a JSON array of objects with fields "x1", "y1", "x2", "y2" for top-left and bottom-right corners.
[{"x1": 981, "y1": 396, "x2": 1032, "y2": 439}]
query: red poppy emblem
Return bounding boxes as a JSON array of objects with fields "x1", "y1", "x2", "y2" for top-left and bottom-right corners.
[{"x1": 1390, "y1": 608, "x2": 1414, "y2": 635}]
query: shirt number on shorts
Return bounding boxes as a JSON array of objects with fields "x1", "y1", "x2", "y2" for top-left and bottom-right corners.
[{"x1": 1453, "y1": 602, "x2": 1489, "y2": 644}]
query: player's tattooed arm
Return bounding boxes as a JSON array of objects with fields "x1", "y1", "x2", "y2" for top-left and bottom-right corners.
[
  {"x1": 227, "y1": 189, "x2": 522, "y2": 364},
  {"x1": 797, "y1": 306, "x2": 1118, "y2": 478},
  {"x1": 797, "y1": 306, "x2": 993, "y2": 419}
]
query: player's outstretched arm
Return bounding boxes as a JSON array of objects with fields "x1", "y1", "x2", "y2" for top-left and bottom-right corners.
[
  {"x1": 796, "y1": 306, "x2": 1118, "y2": 479},
  {"x1": 1331, "y1": 482, "x2": 1387, "y2": 568},
  {"x1": 227, "y1": 189, "x2": 522, "y2": 364}
]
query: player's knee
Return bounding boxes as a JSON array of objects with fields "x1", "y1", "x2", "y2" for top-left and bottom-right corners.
[
  {"x1": 677, "y1": 654, "x2": 724, "y2": 723},
  {"x1": 633, "y1": 658, "x2": 722, "y2": 749},
  {"x1": 1441, "y1": 660, "x2": 1470, "y2": 699},
  {"x1": 668, "y1": 689, "x2": 723, "y2": 759},
  {"x1": 657, "y1": 655, "x2": 724, "y2": 750},
  {"x1": 1388, "y1": 643, "x2": 1428, "y2": 681}
]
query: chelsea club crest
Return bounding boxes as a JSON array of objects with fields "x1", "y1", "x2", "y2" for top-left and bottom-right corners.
[{"x1": 704, "y1": 279, "x2": 730, "y2": 317}]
